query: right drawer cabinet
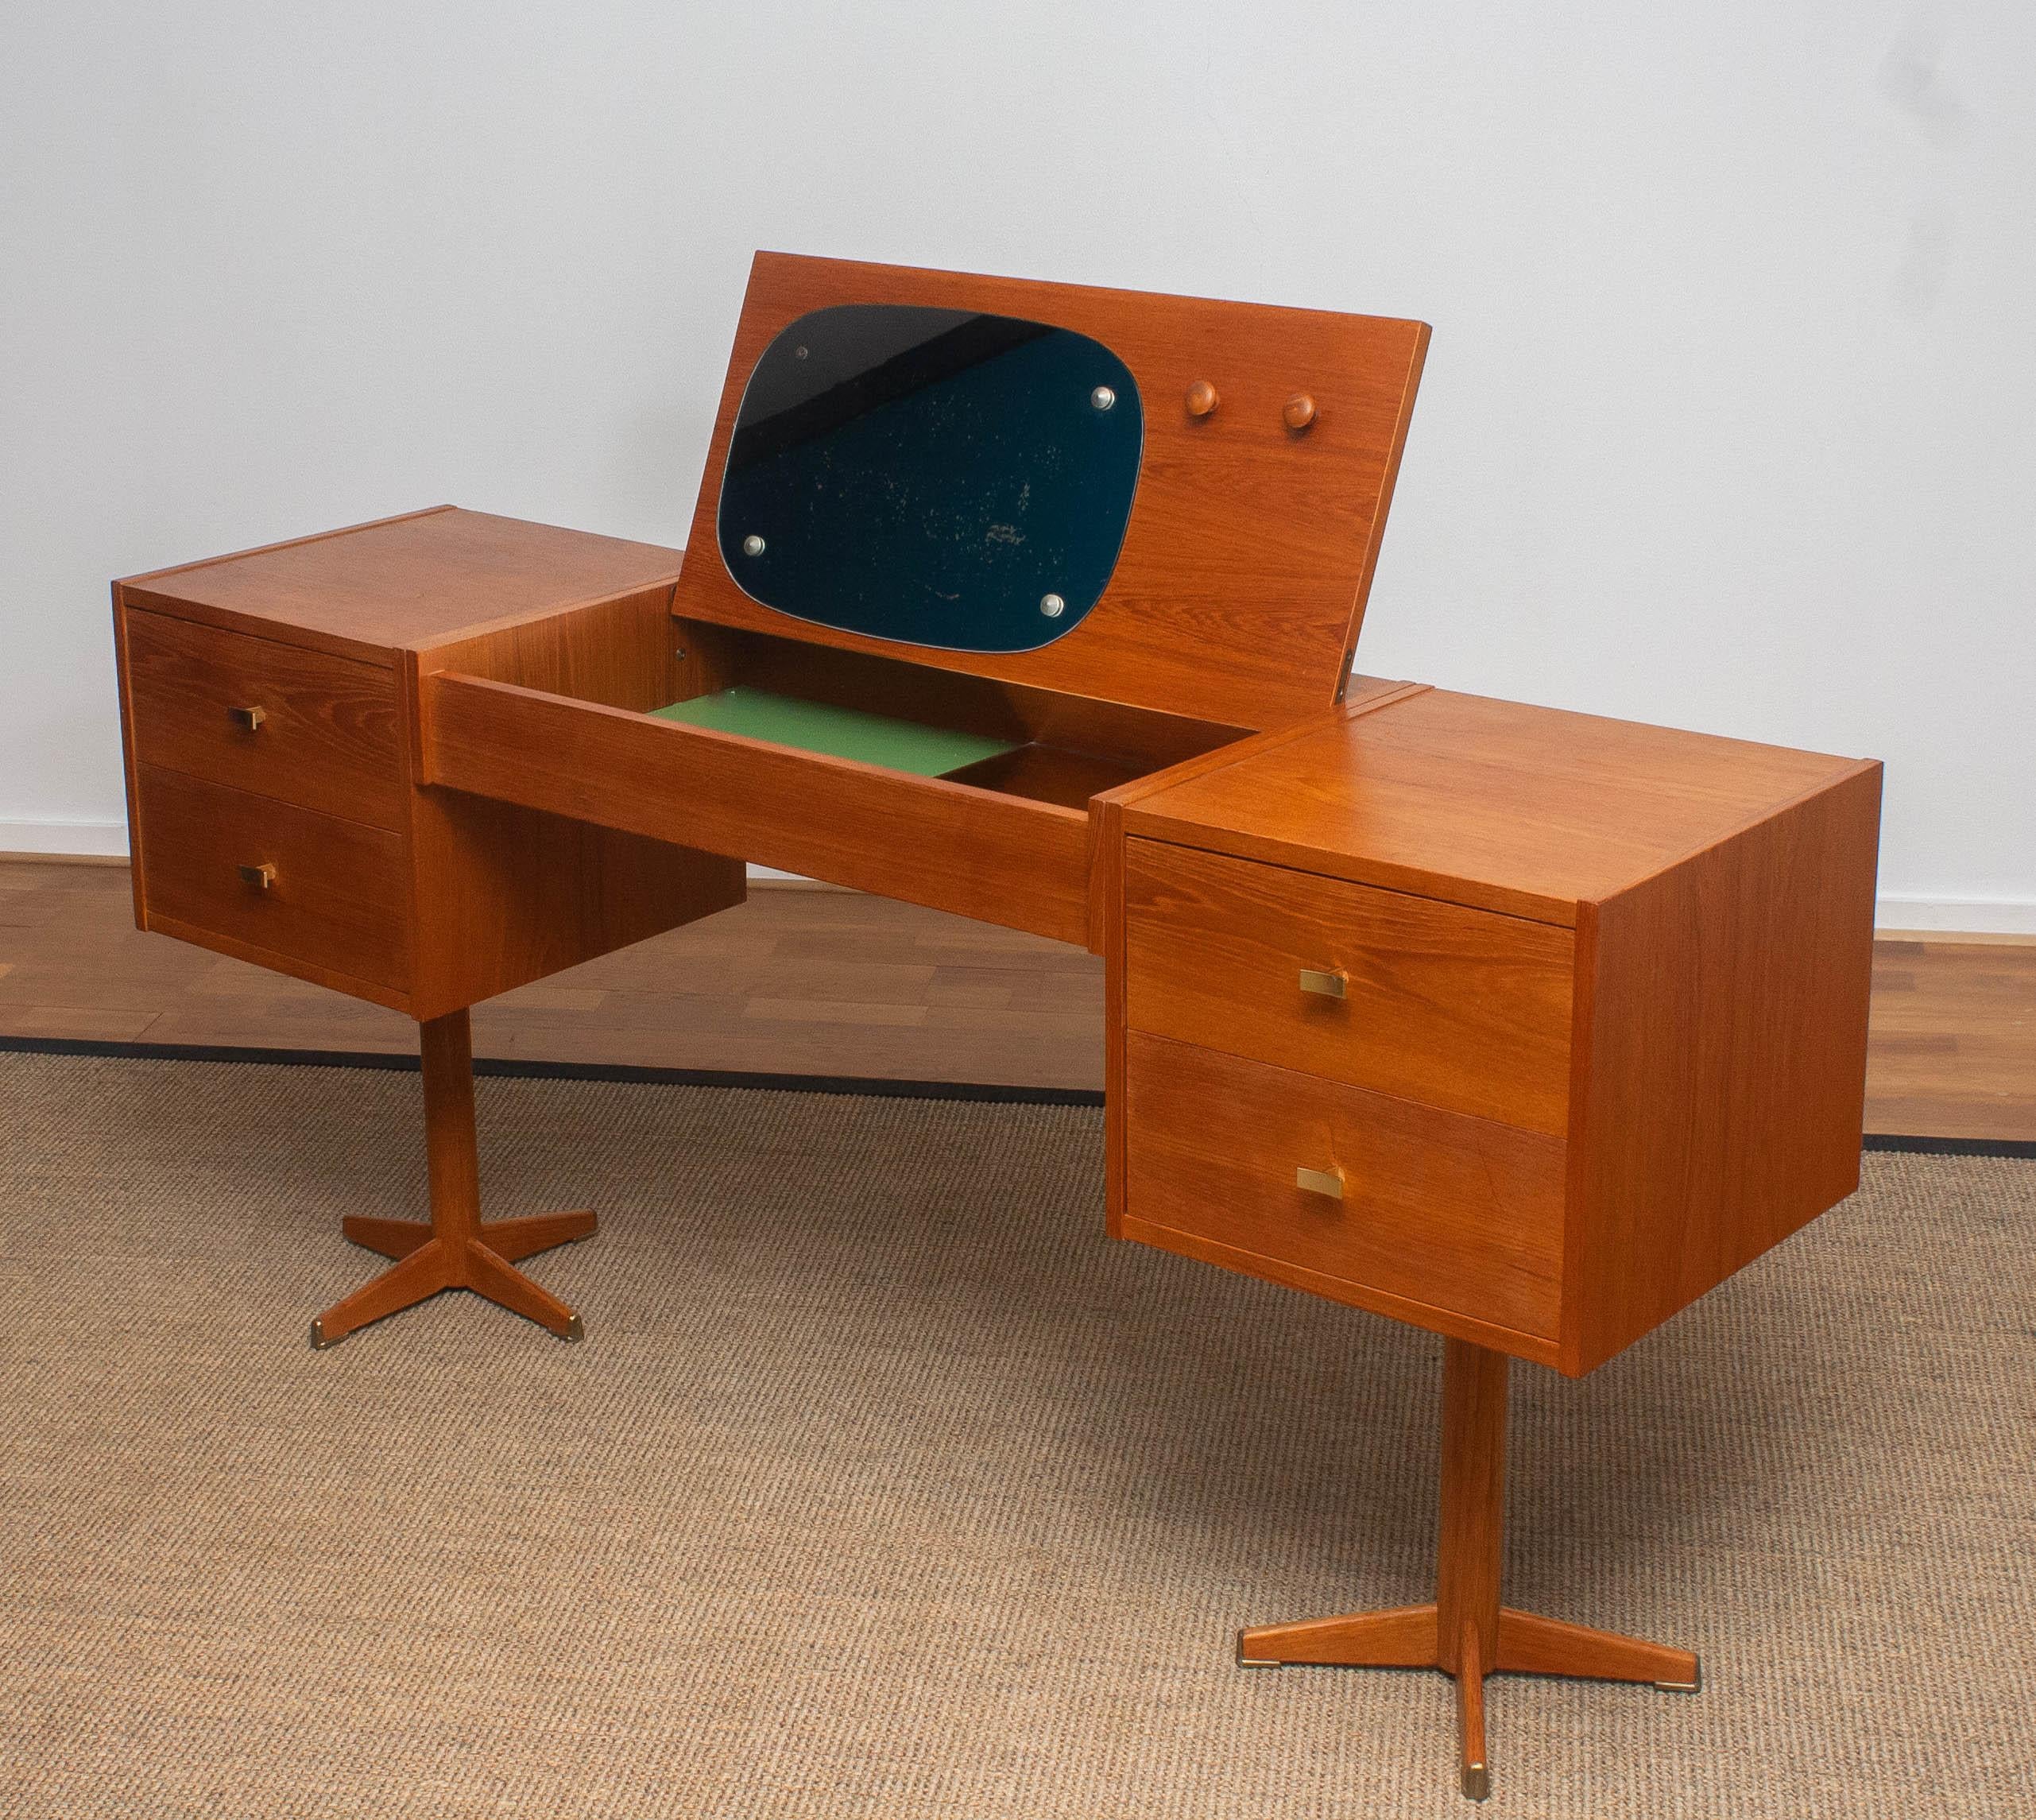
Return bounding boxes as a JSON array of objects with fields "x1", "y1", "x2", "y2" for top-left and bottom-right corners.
[
  {"x1": 1113, "y1": 693, "x2": 1880, "y2": 1380},
  {"x1": 1120, "y1": 837, "x2": 1577, "y2": 1346}
]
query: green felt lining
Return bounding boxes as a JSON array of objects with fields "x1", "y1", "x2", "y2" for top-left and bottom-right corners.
[{"x1": 648, "y1": 686, "x2": 1024, "y2": 778}]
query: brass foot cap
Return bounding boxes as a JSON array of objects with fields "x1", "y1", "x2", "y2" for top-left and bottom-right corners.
[
  {"x1": 561, "y1": 1315, "x2": 584, "y2": 1344},
  {"x1": 308, "y1": 1319, "x2": 341, "y2": 1351},
  {"x1": 1655, "y1": 1663, "x2": 1702, "y2": 1694},
  {"x1": 1461, "y1": 1764, "x2": 1489, "y2": 1803}
]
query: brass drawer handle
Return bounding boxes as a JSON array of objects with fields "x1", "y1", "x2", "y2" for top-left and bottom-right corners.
[
  {"x1": 228, "y1": 705, "x2": 267, "y2": 733},
  {"x1": 1298, "y1": 968, "x2": 1347, "y2": 1000},
  {"x1": 237, "y1": 863, "x2": 276, "y2": 891},
  {"x1": 1295, "y1": 1165, "x2": 1345, "y2": 1201}
]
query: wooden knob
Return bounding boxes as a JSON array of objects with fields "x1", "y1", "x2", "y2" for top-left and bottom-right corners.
[
  {"x1": 237, "y1": 862, "x2": 276, "y2": 891},
  {"x1": 1185, "y1": 380, "x2": 1218, "y2": 418},
  {"x1": 228, "y1": 705, "x2": 266, "y2": 733},
  {"x1": 1283, "y1": 393, "x2": 1318, "y2": 431}
]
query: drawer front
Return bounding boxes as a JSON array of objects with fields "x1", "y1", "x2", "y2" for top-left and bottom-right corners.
[
  {"x1": 136, "y1": 765, "x2": 411, "y2": 993},
  {"x1": 1124, "y1": 839, "x2": 1574, "y2": 1136},
  {"x1": 125, "y1": 610, "x2": 404, "y2": 829},
  {"x1": 1123, "y1": 1033, "x2": 1564, "y2": 1339}
]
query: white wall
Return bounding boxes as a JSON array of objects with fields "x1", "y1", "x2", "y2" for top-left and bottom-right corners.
[{"x1": 4, "y1": 2, "x2": 2030, "y2": 927}]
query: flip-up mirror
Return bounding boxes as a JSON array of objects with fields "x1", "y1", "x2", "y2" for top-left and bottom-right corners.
[{"x1": 715, "y1": 303, "x2": 1143, "y2": 653}]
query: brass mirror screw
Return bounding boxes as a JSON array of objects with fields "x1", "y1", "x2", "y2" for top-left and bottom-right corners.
[
  {"x1": 1283, "y1": 393, "x2": 1318, "y2": 432},
  {"x1": 229, "y1": 705, "x2": 266, "y2": 732},
  {"x1": 237, "y1": 863, "x2": 276, "y2": 891},
  {"x1": 1185, "y1": 380, "x2": 1218, "y2": 418}
]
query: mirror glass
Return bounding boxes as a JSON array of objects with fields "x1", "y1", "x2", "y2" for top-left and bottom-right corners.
[{"x1": 716, "y1": 304, "x2": 1143, "y2": 652}]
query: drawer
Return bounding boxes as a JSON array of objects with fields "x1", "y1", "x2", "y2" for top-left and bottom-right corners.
[
  {"x1": 1124, "y1": 839, "x2": 1574, "y2": 1135},
  {"x1": 135, "y1": 765, "x2": 411, "y2": 993},
  {"x1": 421, "y1": 670, "x2": 1097, "y2": 946},
  {"x1": 1122, "y1": 1033, "x2": 1563, "y2": 1339},
  {"x1": 125, "y1": 610, "x2": 404, "y2": 829}
]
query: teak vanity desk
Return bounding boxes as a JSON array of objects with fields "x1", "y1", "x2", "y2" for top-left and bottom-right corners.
[{"x1": 110, "y1": 254, "x2": 1880, "y2": 1801}]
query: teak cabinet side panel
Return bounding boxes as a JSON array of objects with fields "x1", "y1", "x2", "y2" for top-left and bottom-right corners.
[
  {"x1": 1562, "y1": 761, "x2": 1883, "y2": 1375},
  {"x1": 401, "y1": 599, "x2": 741, "y2": 1018},
  {"x1": 412, "y1": 585, "x2": 679, "y2": 716},
  {"x1": 402, "y1": 788, "x2": 743, "y2": 1023},
  {"x1": 109, "y1": 584, "x2": 150, "y2": 929}
]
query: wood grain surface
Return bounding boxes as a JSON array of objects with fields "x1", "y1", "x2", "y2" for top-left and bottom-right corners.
[
  {"x1": 118, "y1": 507, "x2": 687, "y2": 666},
  {"x1": 1562, "y1": 759, "x2": 1883, "y2": 1373},
  {"x1": 401, "y1": 786, "x2": 743, "y2": 1024},
  {"x1": 124, "y1": 609, "x2": 404, "y2": 828},
  {"x1": 670, "y1": 252, "x2": 1430, "y2": 730},
  {"x1": 134, "y1": 765, "x2": 412, "y2": 995},
  {"x1": 423, "y1": 672, "x2": 1096, "y2": 946},
  {"x1": 1120, "y1": 683, "x2": 1883, "y2": 1375},
  {"x1": 1128, "y1": 687, "x2": 1867, "y2": 924},
  {"x1": 1124, "y1": 837, "x2": 1575, "y2": 1135},
  {"x1": 1122, "y1": 1031, "x2": 1566, "y2": 1340},
  {"x1": 412, "y1": 585, "x2": 681, "y2": 715}
]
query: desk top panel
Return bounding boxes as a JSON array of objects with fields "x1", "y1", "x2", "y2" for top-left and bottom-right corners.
[
  {"x1": 118, "y1": 507, "x2": 685, "y2": 666},
  {"x1": 1128, "y1": 687, "x2": 1872, "y2": 924},
  {"x1": 675, "y1": 254, "x2": 1430, "y2": 733}
]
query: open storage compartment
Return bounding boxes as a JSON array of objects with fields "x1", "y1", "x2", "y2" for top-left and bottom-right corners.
[{"x1": 417, "y1": 618, "x2": 1250, "y2": 949}]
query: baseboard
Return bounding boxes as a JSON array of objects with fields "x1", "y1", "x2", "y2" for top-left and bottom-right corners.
[
  {"x1": 1873, "y1": 895, "x2": 2036, "y2": 937},
  {"x1": 0, "y1": 819, "x2": 128, "y2": 858}
]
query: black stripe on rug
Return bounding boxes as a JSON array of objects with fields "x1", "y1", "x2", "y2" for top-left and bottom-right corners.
[{"x1": 0, "y1": 1034, "x2": 1105, "y2": 1107}]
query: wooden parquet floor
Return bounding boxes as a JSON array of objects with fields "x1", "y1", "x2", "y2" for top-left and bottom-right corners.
[{"x1": 2, "y1": 859, "x2": 2030, "y2": 1140}]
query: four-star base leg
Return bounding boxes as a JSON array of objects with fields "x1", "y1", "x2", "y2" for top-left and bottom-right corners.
[
  {"x1": 1238, "y1": 1338, "x2": 1698, "y2": 1801},
  {"x1": 309, "y1": 1010, "x2": 594, "y2": 1348}
]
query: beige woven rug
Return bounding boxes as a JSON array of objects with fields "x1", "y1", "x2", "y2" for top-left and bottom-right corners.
[{"x1": 1, "y1": 1052, "x2": 2030, "y2": 1819}]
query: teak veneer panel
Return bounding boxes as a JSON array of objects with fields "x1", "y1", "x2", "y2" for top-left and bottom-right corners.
[
  {"x1": 400, "y1": 788, "x2": 741, "y2": 1024},
  {"x1": 1124, "y1": 838, "x2": 1574, "y2": 1136},
  {"x1": 411, "y1": 585, "x2": 681, "y2": 718},
  {"x1": 113, "y1": 516, "x2": 747, "y2": 1021},
  {"x1": 421, "y1": 672, "x2": 1093, "y2": 946},
  {"x1": 672, "y1": 253, "x2": 1430, "y2": 730},
  {"x1": 1119, "y1": 687, "x2": 1882, "y2": 1377},
  {"x1": 1562, "y1": 760, "x2": 1882, "y2": 1373},
  {"x1": 1124, "y1": 1033, "x2": 1565, "y2": 1344},
  {"x1": 124, "y1": 609, "x2": 404, "y2": 829},
  {"x1": 1130, "y1": 688, "x2": 1865, "y2": 925},
  {"x1": 118, "y1": 506, "x2": 687, "y2": 667},
  {"x1": 134, "y1": 765, "x2": 411, "y2": 993}
]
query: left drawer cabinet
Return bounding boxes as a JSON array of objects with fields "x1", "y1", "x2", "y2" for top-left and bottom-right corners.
[
  {"x1": 124, "y1": 610, "x2": 404, "y2": 829},
  {"x1": 135, "y1": 765, "x2": 412, "y2": 993}
]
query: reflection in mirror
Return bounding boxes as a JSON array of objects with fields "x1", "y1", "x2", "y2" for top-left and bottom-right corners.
[{"x1": 716, "y1": 304, "x2": 1143, "y2": 653}]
